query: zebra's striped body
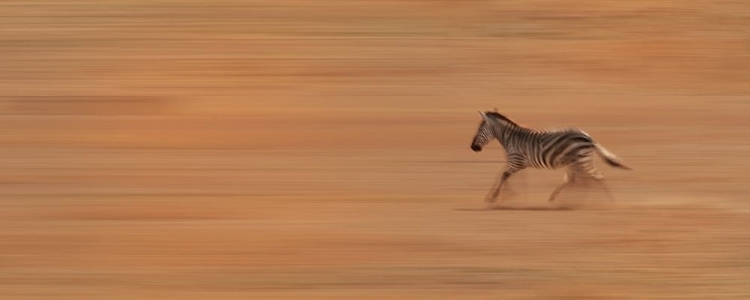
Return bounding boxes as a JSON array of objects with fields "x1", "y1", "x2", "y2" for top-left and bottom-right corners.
[{"x1": 470, "y1": 110, "x2": 630, "y2": 203}]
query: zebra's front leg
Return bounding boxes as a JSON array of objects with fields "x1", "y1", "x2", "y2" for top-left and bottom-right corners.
[
  {"x1": 485, "y1": 154, "x2": 526, "y2": 204},
  {"x1": 485, "y1": 170, "x2": 516, "y2": 203},
  {"x1": 486, "y1": 169, "x2": 527, "y2": 204}
]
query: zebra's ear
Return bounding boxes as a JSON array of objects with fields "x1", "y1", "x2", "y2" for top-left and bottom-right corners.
[{"x1": 478, "y1": 110, "x2": 492, "y2": 123}]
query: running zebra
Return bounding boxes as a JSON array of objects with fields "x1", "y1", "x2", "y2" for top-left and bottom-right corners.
[{"x1": 470, "y1": 109, "x2": 631, "y2": 203}]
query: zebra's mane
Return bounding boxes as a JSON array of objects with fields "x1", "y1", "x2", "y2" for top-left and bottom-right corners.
[{"x1": 485, "y1": 111, "x2": 520, "y2": 127}]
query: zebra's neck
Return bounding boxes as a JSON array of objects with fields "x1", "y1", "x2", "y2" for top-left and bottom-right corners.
[{"x1": 493, "y1": 122, "x2": 534, "y2": 148}]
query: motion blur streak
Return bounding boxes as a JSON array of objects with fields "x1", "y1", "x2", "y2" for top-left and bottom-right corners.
[{"x1": 1, "y1": 1, "x2": 750, "y2": 299}]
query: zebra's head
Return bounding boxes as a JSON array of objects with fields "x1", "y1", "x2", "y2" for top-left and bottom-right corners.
[{"x1": 470, "y1": 110, "x2": 497, "y2": 152}]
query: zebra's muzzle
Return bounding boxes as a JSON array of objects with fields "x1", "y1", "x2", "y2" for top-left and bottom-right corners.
[{"x1": 471, "y1": 144, "x2": 482, "y2": 152}]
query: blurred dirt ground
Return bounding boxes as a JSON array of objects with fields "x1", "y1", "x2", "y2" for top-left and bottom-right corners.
[{"x1": 1, "y1": 1, "x2": 750, "y2": 299}]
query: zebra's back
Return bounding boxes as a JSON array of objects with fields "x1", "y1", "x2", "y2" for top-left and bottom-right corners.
[{"x1": 512, "y1": 128, "x2": 595, "y2": 170}]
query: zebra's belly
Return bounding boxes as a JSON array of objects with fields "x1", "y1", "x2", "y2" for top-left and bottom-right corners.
[
  {"x1": 529, "y1": 162, "x2": 567, "y2": 170},
  {"x1": 526, "y1": 157, "x2": 573, "y2": 170}
]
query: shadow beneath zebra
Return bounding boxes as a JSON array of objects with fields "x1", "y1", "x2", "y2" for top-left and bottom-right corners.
[
  {"x1": 455, "y1": 205, "x2": 575, "y2": 212},
  {"x1": 421, "y1": 160, "x2": 506, "y2": 164}
]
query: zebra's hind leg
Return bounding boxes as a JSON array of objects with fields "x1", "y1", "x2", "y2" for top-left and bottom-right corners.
[
  {"x1": 548, "y1": 170, "x2": 576, "y2": 203},
  {"x1": 576, "y1": 155, "x2": 615, "y2": 202},
  {"x1": 593, "y1": 178, "x2": 615, "y2": 202}
]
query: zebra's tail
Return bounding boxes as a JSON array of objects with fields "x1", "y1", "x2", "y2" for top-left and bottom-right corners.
[{"x1": 593, "y1": 143, "x2": 632, "y2": 170}]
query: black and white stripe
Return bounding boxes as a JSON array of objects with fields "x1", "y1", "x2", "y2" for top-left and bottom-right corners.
[{"x1": 470, "y1": 110, "x2": 631, "y2": 203}]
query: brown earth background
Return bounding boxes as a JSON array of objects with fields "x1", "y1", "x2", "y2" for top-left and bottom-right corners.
[{"x1": 2, "y1": 1, "x2": 750, "y2": 299}]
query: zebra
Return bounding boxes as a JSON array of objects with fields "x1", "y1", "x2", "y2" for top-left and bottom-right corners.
[{"x1": 470, "y1": 109, "x2": 631, "y2": 203}]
